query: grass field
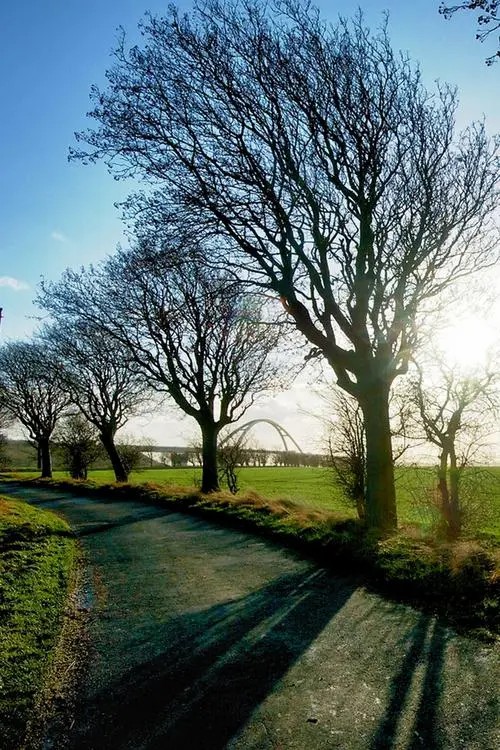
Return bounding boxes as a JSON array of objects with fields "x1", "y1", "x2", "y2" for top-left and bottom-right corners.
[
  {"x1": 0, "y1": 496, "x2": 76, "y2": 749},
  {"x1": 14, "y1": 464, "x2": 500, "y2": 538}
]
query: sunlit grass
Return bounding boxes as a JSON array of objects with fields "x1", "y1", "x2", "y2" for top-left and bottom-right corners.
[
  {"x1": 12, "y1": 465, "x2": 499, "y2": 538},
  {"x1": 0, "y1": 496, "x2": 76, "y2": 749}
]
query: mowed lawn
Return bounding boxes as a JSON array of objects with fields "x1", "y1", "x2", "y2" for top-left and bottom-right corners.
[{"x1": 39, "y1": 465, "x2": 500, "y2": 538}]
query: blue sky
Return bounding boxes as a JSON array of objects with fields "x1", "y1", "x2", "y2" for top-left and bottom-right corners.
[
  {"x1": 0, "y1": 1, "x2": 498, "y2": 447},
  {"x1": 0, "y1": 0, "x2": 498, "y2": 340}
]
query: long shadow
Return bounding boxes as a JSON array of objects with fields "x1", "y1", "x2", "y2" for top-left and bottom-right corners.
[
  {"x1": 370, "y1": 614, "x2": 432, "y2": 750},
  {"x1": 408, "y1": 621, "x2": 447, "y2": 750},
  {"x1": 74, "y1": 507, "x2": 172, "y2": 537},
  {"x1": 69, "y1": 567, "x2": 354, "y2": 749},
  {"x1": 0, "y1": 482, "x2": 173, "y2": 536},
  {"x1": 371, "y1": 617, "x2": 450, "y2": 750}
]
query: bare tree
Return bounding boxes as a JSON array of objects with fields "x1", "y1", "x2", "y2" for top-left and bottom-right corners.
[
  {"x1": 37, "y1": 315, "x2": 147, "y2": 483},
  {"x1": 43, "y1": 240, "x2": 284, "y2": 492},
  {"x1": 0, "y1": 388, "x2": 14, "y2": 469},
  {"x1": 72, "y1": 0, "x2": 500, "y2": 530},
  {"x1": 0, "y1": 341, "x2": 71, "y2": 477},
  {"x1": 218, "y1": 430, "x2": 249, "y2": 493},
  {"x1": 55, "y1": 413, "x2": 101, "y2": 480},
  {"x1": 439, "y1": 1, "x2": 499, "y2": 63},
  {"x1": 324, "y1": 389, "x2": 367, "y2": 521},
  {"x1": 409, "y1": 360, "x2": 497, "y2": 538}
]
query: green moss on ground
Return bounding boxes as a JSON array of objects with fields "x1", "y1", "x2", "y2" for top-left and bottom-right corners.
[{"x1": 0, "y1": 496, "x2": 76, "y2": 749}]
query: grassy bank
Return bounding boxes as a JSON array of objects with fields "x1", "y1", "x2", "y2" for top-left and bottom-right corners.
[
  {"x1": 2, "y1": 475, "x2": 498, "y2": 637},
  {"x1": 11, "y1": 465, "x2": 500, "y2": 538},
  {"x1": 0, "y1": 496, "x2": 76, "y2": 749}
]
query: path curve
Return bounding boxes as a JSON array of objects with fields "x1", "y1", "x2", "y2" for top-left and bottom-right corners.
[{"x1": 1, "y1": 482, "x2": 498, "y2": 750}]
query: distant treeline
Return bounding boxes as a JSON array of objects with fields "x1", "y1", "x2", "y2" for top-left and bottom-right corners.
[{"x1": 0, "y1": 439, "x2": 329, "y2": 472}]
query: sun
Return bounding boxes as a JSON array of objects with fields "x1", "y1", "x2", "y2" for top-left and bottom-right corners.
[{"x1": 434, "y1": 314, "x2": 498, "y2": 372}]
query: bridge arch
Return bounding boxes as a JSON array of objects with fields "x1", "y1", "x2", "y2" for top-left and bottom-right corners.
[{"x1": 221, "y1": 419, "x2": 303, "y2": 453}]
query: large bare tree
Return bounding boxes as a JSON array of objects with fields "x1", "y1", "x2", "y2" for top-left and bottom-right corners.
[
  {"x1": 41, "y1": 241, "x2": 284, "y2": 492},
  {"x1": 0, "y1": 341, "x2": 71, "y2": 477},
  {"x1": 72, "y1": 0, "x2": 500, "y2": 530}
]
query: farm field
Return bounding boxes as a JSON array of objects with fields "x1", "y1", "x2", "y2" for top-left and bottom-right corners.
[{"x1": 13, "y1": 465, "x2": 500, "y2": 539}]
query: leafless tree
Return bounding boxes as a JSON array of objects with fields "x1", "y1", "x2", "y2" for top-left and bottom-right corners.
[
  {"x1": 440, "y1": 1, "x2": 499, "y2": 63},
  {"x1": 409, "y1": 359, "x2": 498, "y2": 538},
  {"x1": 217, "y1": 434, "x2": 247, "y2": 494},
  {"x1": 36, "y1": 310, "x2": 148, "y2": 483},
  {"x1": 72, "y1": 0, "x2": 500, "y2": 530},
  {"x1": 324, "y1": 389, "x2": 367, "y2": 521},
  {"x1": 0, "y1": 341, "x2": 71, "y2": 477},
  {"x1": 44, "y1": 240, "x2": 284, "y2": 492}
]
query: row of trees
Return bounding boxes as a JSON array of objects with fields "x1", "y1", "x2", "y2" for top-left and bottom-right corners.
[
  {"x1": 0, "y1": 244, "x2": 286, "y2": 489},
  {"x1": 1, "y1": 1, "x2": 498, "y2": 536},
  {"x1": 68, "y1": 0, "x2": 499, "y2": 532}
]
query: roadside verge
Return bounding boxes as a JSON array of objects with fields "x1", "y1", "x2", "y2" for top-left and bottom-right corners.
[
  {"x1": 1, "y1": 475, "x2": 498, "y2": 640},
  {"x1": 0, "y1": 495, "x2": 78, "y2": 749}
]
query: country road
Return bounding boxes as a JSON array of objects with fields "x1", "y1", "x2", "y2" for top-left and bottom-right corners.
[{"x1": 2, "y1": 482, "x2": 498, "y2": 750}]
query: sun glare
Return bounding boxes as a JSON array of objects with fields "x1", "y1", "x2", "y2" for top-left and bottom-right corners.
[{"x1": 434, "y1": 315, "x2": 498, "y2": 372}]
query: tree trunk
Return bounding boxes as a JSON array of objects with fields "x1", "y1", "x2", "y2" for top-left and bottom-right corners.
[
  {"x1": 360, "y1": 380, "x2": 397, "y2": 532},
  {"x1": 39, "y1": 437, "x2": 52, "y2": 479},
  {"x1": 448, "y1": 445, "x2": 461, "y2": 539},
  {"x1": 100, "y1": 430, "x2": 128, "y2": 483},
  {"x1": 200, "y1": 421, "x2": 220, "y2": 493},
  {"x1": 437, "y1": 448, "x2": 452, "y2": 530}
]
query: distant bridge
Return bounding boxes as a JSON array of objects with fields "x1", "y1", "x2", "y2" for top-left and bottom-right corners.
[
  {"x1": 221, "y1": 419, "x2": 303, "y2": 453},
  {"x1": 137, "y1": 419, "x2": 303, "y2": 456}
]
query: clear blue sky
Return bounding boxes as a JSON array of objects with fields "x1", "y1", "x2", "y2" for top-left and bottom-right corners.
[{"x1": 0, "y1": 0, "x2": 498, "y2": 340}]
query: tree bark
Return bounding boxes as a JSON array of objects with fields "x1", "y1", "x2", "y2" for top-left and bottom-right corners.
[
  {"x1": 39, "y1": 437, "x2": 52, "y2": 479},
  {"x1": 200, "y1": 421, "x2": 220, "y2": 493},
  {"x1": 437, "y1": 448, "x2": 452, "y2": 530},
  {"x1": 360, "y1": 380, "x2": 398, "y2": 532},
  {"x1": 448, "y1": 445, "x2": 461, "y2": 539},
  {"x1": 100, "y1": 430, "x2": 128, "y2": 483}
]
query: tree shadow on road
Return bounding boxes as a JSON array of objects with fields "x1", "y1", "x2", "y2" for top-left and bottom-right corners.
[
  {"x1": 370, "y1": 615, "x2": 498, "y2": 750},
  {"x1": 370, "y1": 617, "x2": 457, "y2": 750},
  {"x1": 70, "y1": 567, "x2": 354, "y2": 749}
]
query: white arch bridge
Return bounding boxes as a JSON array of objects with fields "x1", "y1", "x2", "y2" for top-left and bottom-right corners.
[{"x1": 221, "y1": 419, "x2": 303, "y2": 454}]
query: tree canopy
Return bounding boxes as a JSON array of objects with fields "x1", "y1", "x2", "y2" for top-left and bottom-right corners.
[
  {"x1": 71, "y1": 0, "x2": 500, "y2": 529},
  {"x1": 0, "y1": 341, "x2": 71, "y2": 477}
]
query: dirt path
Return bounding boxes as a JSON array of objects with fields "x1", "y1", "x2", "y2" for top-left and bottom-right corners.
[{"x1": 2, "y1": 482, "x2": 498, "y2": 750}]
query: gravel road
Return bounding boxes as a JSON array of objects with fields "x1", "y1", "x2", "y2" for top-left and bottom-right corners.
[{"x1": 2, "y1": 482, "x2": 498, "y2": 750}]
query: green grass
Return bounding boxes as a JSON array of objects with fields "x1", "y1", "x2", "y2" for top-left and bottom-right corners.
[
  {"x1": 0, "y1": 496, "x2": 76, "y2": 749},
  {"x1": 14, "y1": 464, "x2": 499, "y2": 538}
]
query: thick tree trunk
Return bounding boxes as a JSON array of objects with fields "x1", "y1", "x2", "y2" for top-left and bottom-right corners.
[
  {"x1": 100, "y1": 430, "x2": 128, "y2": 483},
  {"x1": 360, "y1": 380, "x2": 397, "y2": 532},
  {"x1": 200, "y1": 421, "x2": 220, "y2": 493},
  {"x1": 39, "y1": 437, "x2": 52, "y2": 479}
]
